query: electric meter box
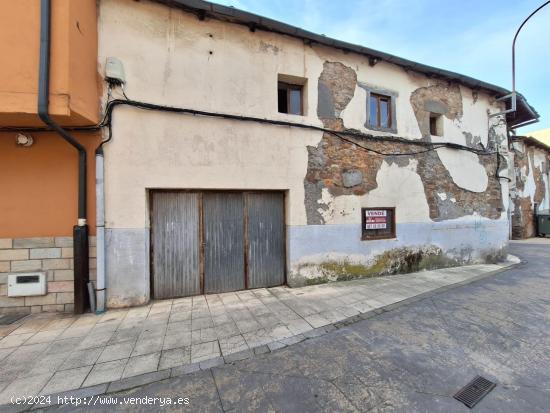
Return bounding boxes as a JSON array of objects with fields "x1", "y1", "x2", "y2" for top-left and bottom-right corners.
[{"x1": 8, "y1": 273, "x2": 47, "y2": 297}]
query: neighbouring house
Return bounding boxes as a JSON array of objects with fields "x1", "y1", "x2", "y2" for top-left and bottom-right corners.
[
  {"x1": 0, "y1": 0, "x2": 100, "y2": 314},
  {"x1": 0, "y1": 0, "x2": 539, "y2": 314},
  {"x1": 510, "y1": 135, "x2": 550, "y2": 239},
  {"x1": 527, "y1": 128, "x2": 550, "y2": 146}
]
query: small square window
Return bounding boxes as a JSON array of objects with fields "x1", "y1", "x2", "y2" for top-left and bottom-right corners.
[
  {"x1": 278, "y1": 82, "x2": 303, "y2": 115},
  {"x1": 429, "y1": 113, "x2": 443, "y2": 136}
]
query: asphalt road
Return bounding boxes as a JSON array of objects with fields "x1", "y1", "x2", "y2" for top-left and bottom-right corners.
[{"x1": 39, "y1": 242, "x2": 550, "y2": 412}]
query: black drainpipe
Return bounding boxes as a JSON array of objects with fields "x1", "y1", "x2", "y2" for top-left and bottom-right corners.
[{"x1": 38, "y1": 0, "x2": 89, "y2": 314}]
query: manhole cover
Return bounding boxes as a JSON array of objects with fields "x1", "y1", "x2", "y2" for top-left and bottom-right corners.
[
  {"x1": 454, "y1": 376, "x2": 496, "y2": 408},
  {"x1": 0, "y1": 313, "x2": 29, "y2": 325}
]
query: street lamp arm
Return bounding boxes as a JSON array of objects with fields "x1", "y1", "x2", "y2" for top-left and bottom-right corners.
[{"x1": 512, "y1": 0, "x2": 550, "y2": 94}]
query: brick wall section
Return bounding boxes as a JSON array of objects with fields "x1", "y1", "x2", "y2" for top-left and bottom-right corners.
[{"x1": 0, "y1": 236, "x2": 96, "y2": 314}]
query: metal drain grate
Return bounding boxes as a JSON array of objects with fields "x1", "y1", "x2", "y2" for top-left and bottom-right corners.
[{"x1": 454, "y1": 376, "x2": 496, "y2": 408}]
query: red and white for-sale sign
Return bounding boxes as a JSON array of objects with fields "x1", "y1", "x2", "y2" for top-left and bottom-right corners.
[{"x1": 365, "y1": 210, "x2": 387, "y2": 229}]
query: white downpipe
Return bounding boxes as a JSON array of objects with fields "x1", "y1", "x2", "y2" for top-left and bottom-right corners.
[{"x1": 95, "y1": 152, "x2": 106, "y2": 313}]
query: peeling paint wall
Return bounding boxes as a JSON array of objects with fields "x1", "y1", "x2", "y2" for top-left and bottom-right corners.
[
  {"x1": 317, "y1": 61, "x2": 357, "y2": 121},
  {"x1": 305, "y1": 134, "x2": 504, "y2": 224},
  {"x1": 511, "y1": 141, "x2": 550, "y2": 239},
  {"x1": 410, "y1": 81, "x2": 463, "y2": 139},
  {"x1": 288, "y1": 218, "x2": 508, "y2": 287},
  {"x1": 99, "y1": 0, "x2": 512, "y2": 304}
]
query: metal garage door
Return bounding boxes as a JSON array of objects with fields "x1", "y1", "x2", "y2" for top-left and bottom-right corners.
[
  {"x1": 246, "y1": 192, "x2": 285, "y2": 289},
  {"x1": 151, "y1": 192, "x2": 201, "y2": 299},
  {"x1": 151, "y1": 191, "x2": 285, "y2": 298},
  {"x1": 203, "y1": 192, "x2": 245, "y2": 293}
]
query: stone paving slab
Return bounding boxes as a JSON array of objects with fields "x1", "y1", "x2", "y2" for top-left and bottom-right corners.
[{"x1": 0, "y1": 258, "x2": 518, "y2": 406}]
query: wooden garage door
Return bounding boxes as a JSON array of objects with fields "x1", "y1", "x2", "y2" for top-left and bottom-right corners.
[{"x1": 151, "y1": 191, "x2": 285, "y2": 298}]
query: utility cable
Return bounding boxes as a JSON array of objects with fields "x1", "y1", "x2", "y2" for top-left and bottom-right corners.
[
  {"x1": 96, "y1": 98, "x2": 498, "y2": 157},
  {"x1": 2, "y1": 96, "x2": 500, "y2": 158}
]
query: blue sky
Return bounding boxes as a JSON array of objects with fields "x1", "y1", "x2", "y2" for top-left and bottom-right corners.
[{"x1": 216, "y1": 0, "x2": 549, "y2": 133}]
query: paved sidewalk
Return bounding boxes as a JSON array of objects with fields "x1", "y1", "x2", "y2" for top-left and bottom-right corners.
[
  {"x1": 0, "y1": 258, "x2": 517, "y2": 405},
  {"x1": 510, "y1": 237, "x2": 550, "y2": 245}
]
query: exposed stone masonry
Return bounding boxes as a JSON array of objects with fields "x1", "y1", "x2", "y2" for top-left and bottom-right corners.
[
  {"x1": 511, "y1": 143, "x2": 550, "y2": 239},
  {"x1": 305, "y1": 133, "x2": 504, "y2": 224},
  {"x1": 317, "y1": 61, "x2": 357, "y2": 121},
  {"x1": 410, "y1": 81, "x2": 463, "y2": 140},
  {"x1": 305, "y1": 61, "x2": 505, "y2": 225}
]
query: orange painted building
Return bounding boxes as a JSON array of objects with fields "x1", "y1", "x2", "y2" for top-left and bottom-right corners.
[
  {"x1": 0, "y1": 132, "x2": 99, "y2": 238},
  {"x1": 0, "y1": 0, "x2": 101, "y2": 314}
]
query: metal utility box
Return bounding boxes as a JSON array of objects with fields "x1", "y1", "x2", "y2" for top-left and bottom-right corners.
[
  {"x1": 8, "y1": 273, "x2": 47, "y2": 297},
  {"x1": 537, "y1": 210, "x2": 550, "y2": 236}
]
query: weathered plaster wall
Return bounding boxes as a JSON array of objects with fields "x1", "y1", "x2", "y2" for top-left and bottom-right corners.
[
  {"x1": 289, "y1": 218, "x2": 508, "y2": 286},
  {"x1": 98, "y1": 0, "x2": 511, "y2": 304},
  {"x1": 305, "y1": 134, "x2": 504, "y2": 225},
  {"x1": 511, "y1": 141, "x2": 550, "y2": 239}
]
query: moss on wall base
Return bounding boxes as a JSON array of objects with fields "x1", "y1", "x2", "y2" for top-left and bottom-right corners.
[{"x1": 289, "y1": 245, "x2": 505, "y2": 287}]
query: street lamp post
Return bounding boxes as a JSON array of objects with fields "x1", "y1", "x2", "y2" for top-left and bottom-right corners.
[{"x1": 490, "y1": 0, "x2": 549, "y2": 120}]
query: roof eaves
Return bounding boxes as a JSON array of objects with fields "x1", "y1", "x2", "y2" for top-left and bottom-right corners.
[
  {"x1": 512, "y1": 136, "x2": 550, "y2": 152},
  {"x1": 149, "y1": 0, "x2": 539, "y2": 124}
]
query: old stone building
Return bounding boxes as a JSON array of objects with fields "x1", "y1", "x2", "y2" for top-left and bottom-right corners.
[
  {"x1": 510, "y1": 136, "x2": 550, "y2": 238},
  {"x1": 0, "y1": 0, "x2": 539, "y2": 314},
  {"x1": 96, "y1": 0, "x2": 537, "y2": 307}
]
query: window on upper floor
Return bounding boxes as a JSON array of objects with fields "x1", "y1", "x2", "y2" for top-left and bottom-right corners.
[
  {"x1": 277, "y1": 74, "x2": 307, "y2": 116},
  {"x1": 278, "y1": 82, "x2": 303, "y2": 115},
  {"x1": 360, "y1": 84, "x2": 398, "y2": 133},
  {"x1": 429, "y1": 113, "x2": 443, "y2": 136},
  {"x1": 369, "y1": 93, "x2": 392, "y2": 129}
]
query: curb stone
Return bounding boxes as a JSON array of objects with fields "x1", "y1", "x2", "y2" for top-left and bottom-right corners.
[
  {"x1": 199, "y1": 357, "x2": 224, "y2": 370},
  {"x1": 223, "y1": 349, "x2": 253, "y2": 364},
  {"x1": 252, "y1": 345, "x2": 270, "y2": 355},
  {"x1": 267, "y1": 341, "x2": 287, "y2": 351},
  {"x1": 170, "y1": 362, "x2": 200, "y2": 378},
  {"x1": 106, "y1": 370, "x2": 171, "y2": 394}
]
